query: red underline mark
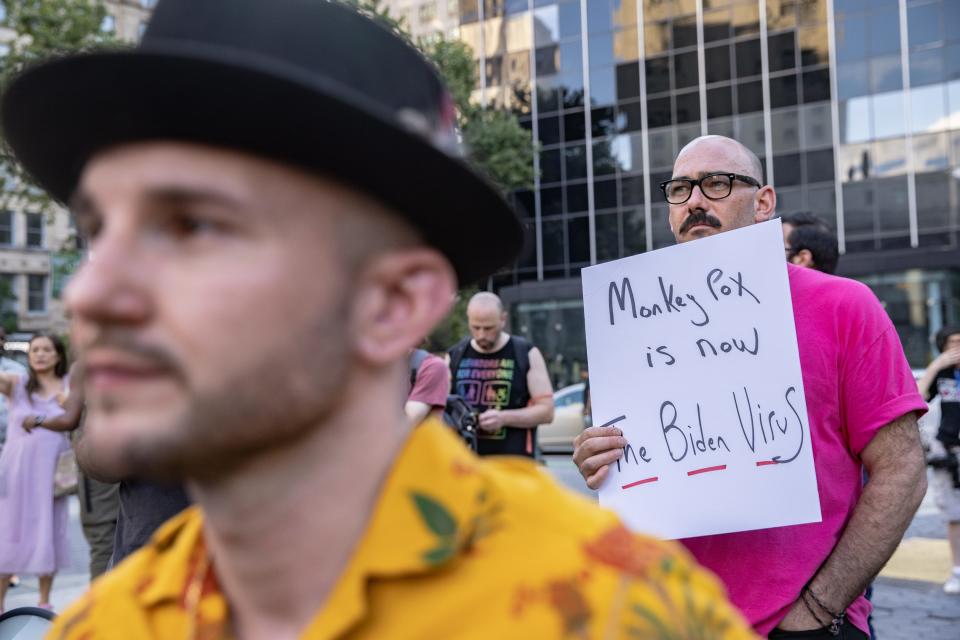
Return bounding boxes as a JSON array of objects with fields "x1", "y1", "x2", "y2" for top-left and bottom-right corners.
[
  {"x1": 687, "y1": 465, "x2": 727, "y2": 476},
  {"x1": 622, "y1": 476, "x2": 659, "y2": 490},
  {"x1": 756, "y1": 460, "x2": 779, "y2": 467}
]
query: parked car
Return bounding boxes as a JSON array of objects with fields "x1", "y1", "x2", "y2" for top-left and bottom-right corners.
[{"x1": 539, "y1": 382, "x2": 587, "y2": 453}]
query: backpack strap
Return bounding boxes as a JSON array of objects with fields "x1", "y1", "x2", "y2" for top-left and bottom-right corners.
[
  {"x1": 511, "y1": 335, "x2": 532, "y2": 375},
  {"x1": 409, "y1": 349, "x2": 430, "y2": 391},
  {"x1": 446, "y1": 337, "x2": 472, "y2": 394}
]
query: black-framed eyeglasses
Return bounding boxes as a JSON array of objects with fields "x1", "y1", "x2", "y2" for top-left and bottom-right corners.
[{"x1": 659, "y1": 172, "x2": 762, "y2": 205}]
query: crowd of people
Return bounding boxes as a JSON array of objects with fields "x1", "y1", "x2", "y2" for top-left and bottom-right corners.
[{"x1": 0, "y1": 0, "x2": 956, "y2": 638}]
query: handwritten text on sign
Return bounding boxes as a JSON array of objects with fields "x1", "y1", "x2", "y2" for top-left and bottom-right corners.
[{"x1": 581, "y1": 220, "x2": 821, "y2": 540}]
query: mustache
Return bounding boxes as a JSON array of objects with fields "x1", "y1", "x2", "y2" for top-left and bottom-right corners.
[
  {"x1": 679, "y1": 211, "x2": 722, "y2": 235},
  {"x1": 80, "y1": 329, "x2": 183, "y2": 376}
]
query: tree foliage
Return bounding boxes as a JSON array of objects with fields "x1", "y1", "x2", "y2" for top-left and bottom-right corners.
[{"x1": 0, "y1": 0, "x2": 117, "y2": 213}]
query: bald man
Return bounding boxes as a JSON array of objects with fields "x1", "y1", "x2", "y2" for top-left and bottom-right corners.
[
  {"x1": 447, "y1": 292, "x2": 554, "y2": 457},
  {"x1": 574, "y1": 136, "x2": 927, "y2": 639}
]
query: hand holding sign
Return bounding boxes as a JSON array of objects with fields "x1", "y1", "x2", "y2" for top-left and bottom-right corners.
[{"x1": 580, "y1": 220, "x2": 821, "y2": 540}]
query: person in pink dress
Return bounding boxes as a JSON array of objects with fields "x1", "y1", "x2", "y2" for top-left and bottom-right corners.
[{"x1": 0, "y1": 333, "x2": 71, "y2": 612}]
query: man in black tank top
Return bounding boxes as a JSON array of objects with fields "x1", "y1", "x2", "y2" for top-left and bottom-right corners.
[{"x1": 448, "y1": 292, "x2": 554, "y2": 457}]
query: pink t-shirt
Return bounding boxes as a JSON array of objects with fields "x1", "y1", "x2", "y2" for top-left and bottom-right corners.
[
  {"x1": 408, "y1": 354, "x2": 450, "y2": 409},
  {"x1": 681, "y1": 265, "x2": 927, "y2": 636}
]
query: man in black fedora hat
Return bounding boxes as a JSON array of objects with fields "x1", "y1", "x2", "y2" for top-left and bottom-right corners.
[{"x1": 3, "y1": 1, "x2": 752, "y2": 638}]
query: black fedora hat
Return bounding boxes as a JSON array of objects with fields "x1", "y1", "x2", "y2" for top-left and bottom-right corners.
[{"x1": 1, "y1": 0, "x2": 522, "y2": 284}]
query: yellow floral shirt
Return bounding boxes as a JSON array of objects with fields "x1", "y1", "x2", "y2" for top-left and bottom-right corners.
[{"x1": 48, "y1": 420, "x2": 756, "y2": 640}]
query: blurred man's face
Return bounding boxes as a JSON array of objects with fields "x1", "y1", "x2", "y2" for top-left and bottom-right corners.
[
  {"x1": 66, "y1": 142, "x2": 356, "y2": 479},
  {"x1": 667, "y1": 138, "x2": 771, "y2": 243},
  {"x1": 467, "y1": 304, "x2": 505, "y2": 352}
]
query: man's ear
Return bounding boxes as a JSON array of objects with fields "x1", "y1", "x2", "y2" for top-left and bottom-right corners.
[
  {"x1": 349, "y1": 248, "x2": 456, "y2": 367},
  {"x1": 790, "y1": 249, "x2": 815, "y2": 269},
  {"x1": 754, "y1": 185, "x2": 776, "y2": 222}
]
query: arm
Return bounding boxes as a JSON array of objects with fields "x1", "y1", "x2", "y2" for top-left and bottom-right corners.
[
  {"x1": 916, "y1": 350, "x2": 960, "y2": 401},
  {"x1": 477, "y1": 347, "x2": 554, "y2": 432},
  {"x1": 404, "y1": 400, "x2": 433, "y2": 425},
  {"x1": 0, "y1": 371, "x2": 20, "y2": 398},
  {"x1": 777, "y1": 412, "x2": 927, "y2": 631},
  {"x1": 24, "y1": 390, "x2": 85, "y2": 433}
]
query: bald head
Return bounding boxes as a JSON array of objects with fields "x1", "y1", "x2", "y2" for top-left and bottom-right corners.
[
  {"x1": 676, "y1": 135, "x2": 764, "y2": 184},
  {"x1": 467, "y1": 292, "x2": 506, "y2": 352},
  {"x1": 667, "y1": 134, "x2": 776, "y2": 244}
]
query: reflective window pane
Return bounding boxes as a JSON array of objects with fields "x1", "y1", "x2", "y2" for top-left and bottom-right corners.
[
  {"x1": 767, "y1": 0, "x2": 797, "y2": 32},
  {"x1": 566, "y1": 183, "x2": 589, "y2": 213},
  {"x1": 588, "y1": 33, "x2": 614, "y2": 67},
  {"x1": 703, "y1": 8, "x2": 731, "y2": 42},
  {"x1": 567, "y1": 216, "x2": 590, "y2": 265},
  {"x1": 672, "y1": 15, "x2": 698, "y2": 49},
  {"x1": 802, "y1": 102, "x2": 833, "y2": 149},
  {"x1": 594, "y1": 177, "x2": 618, "y2": 210},
  {"x1": 623, "y1": 207, "x2": 647, "y2": 255},
  {"x1": 648, "y1": 128, "x2": 675, "y2": 169},
  {"x1": 565, "y1": 142, "x2": 587, "y2": 178},
  {"x1": 911, "y1": 84, "x2": 948, "y2": 134},
  {"x1": 774, "y1": 152, "x2": 802, "y2": 187},
  {"x1": 772, "y1": 108, "x2": 801, "y2": 153},
  {"x1": 645, "y1": 56, "x2": 671, "y2": 94},
  {"x1": 673, "y1": 50, "x2": 699, "y2": 89},
  {"x1": 736, "y1": 39, "x2": 762, "y2": 77},
  {"x1": 868, "y1": 8, "x2": 901, "y2": 57},
  {"x1": 838, "y1": 61, "x2": 870, "y2": 100},
  {"x1": 541, "y1": 186, "x2": 563, "y2": 216},
  {"x1": 541, "y1": 218, "x2": 565, "y2": 264},
  {"x1": 842, "y1": 181, "x2": 875, "y2": 235},
  {"x1": 737, "y1": 79, "x2": 764, "y2": 113},
  {"x1": 913, "y1": 132, "x2": 950, "y2": 173},
  {"x1": 916, "y1": 171, "x2": 952, "y2": 230},
  {"x1": 616, "y1": 61, "x2": 640, "y2": 99},
  {"x1": 590, "y1": 65, "x2": 616, "y2": 105},
  {"x1": 538, "y1": 114, "x2": 561, "y2": 145},
  {"x1": 798, "y1": 25, "x2": 828, "y2": 67},
  {"x1": 675, "y1": 90, "x2": 700, "y2": 124},
  {"x1": 533, "y1": 6, "x2": 559, "y2": 45},
  {"x1": 735, "y1": 113, "x2": 766, "y2": 156},
  {"x1": 872, "y1": 91, "x2": 906, "y2": 139},
  {"x1": 769, "y1": 32, "x2": 797, "y2": 72},
  {"x1": 802, "y1": 69, "x2": 830, "y2": 103},
  {"x1": 705, "y1": 44, "x2": 732, "y2": 84},
  {"x1": 620, "y1": 174, "x2": 645, "y2": 206},
  {"x1": 841, "y1": 98, "x2": 872, "y2": 144},
  {"x1": 707, "y1": 85, "x2": 733, "y2": 119},
  {"x1": 644, "y1": 20, "x2": 671, "y2": 56},
  {"x1": 587, "y1": 0, "x2": 613, "y2": 34},
  {"x1": 877, "y1": 176, "x2": 910, "y2": 233},
  {"x1": 732, "y1": 3, "x2": 760, "y2": 37},
  {"x1": 873, "y1": 137, "x2": 907, "y2": 177},
  {"x1": 536, "y1": 46, "x2": 559, "y2": 75},
  {"x1": 559, "y1": 40, "x2": 582, "y2": 73},
  {"x1": 618, "y1": 101, "x2": 642, "y2": 132},
  {"x1": 564, "y1": 111, "x2": 586, "y2": 141},
  {"x1": 647, "y1": 95, "x2": 673, "y2": 127},
  {"x1": 836, "y1": 16, "x2": 867, "y2": 63},
  {"x1": 540, "y1": 148, "x2": 562, "y2": 183},
  {"x1": 613, "y1": 27, "x2": 639, "y2": 62},
  {"x1": 910, "y1": 47, "x2": 945, "y2": 88},
  {"x1": 908, "y1": 2, "x2": 944, "y2": 48},
  {"x1": 592, "y1": 106, "x2": 617, "y2": 137},
  {"x1": 805, "y1": 148, "x2": 835, "y2": 183},
  {"x1": 559, "y1": 1, "x2": 581, "y2": 37},
  {"x1": 596, "y1": 212, "x2": 620, "y2": 262},
  {"x1": 593, "y1": 139, "x2": 619, "y2": 175},
  {"x1": 770, "y1": 74, "x2": 799, "y2": 109},
  {"x1": 870, "y1": 55, "x2": 903, "y2": 94}
]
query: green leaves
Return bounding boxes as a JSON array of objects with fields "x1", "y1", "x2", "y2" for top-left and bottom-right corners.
[{"x1": 411, "y1": 491, "x2": 459, "y2": 567}]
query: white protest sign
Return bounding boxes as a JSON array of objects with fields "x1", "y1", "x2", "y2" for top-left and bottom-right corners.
[{"x1": 581, "y1": 220, "x2": 821, "y2": 540}]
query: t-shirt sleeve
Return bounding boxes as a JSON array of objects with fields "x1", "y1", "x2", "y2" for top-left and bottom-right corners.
[
  {"x1": 839, "y1": 283, "x2": 929, "y2": 455},
  {"x1": 408, "y1": 355, "x2": 449, "y2": 409}
]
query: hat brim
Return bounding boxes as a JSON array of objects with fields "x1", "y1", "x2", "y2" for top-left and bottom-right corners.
[{"x1": 1, "y1": 48, "x2": 522, "y2": 284}]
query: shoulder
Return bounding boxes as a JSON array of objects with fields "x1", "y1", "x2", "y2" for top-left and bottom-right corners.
[
  {"x1": 418, "y1": 354, "x2": 447, "y2": 377},
  {"x1": 788, "y1": 264, "x2": 877, "y2": 306},
  {"x1": 47, "y1": 508, "x2": 201, "y2": 639},
  {"x1": 472, "y1": 459, "x2": 751, "y2": 637}
]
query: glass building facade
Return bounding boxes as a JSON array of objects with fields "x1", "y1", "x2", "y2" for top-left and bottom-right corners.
[{"x1": 451, "y1": 0, "x2": 960, "y2": 384}]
